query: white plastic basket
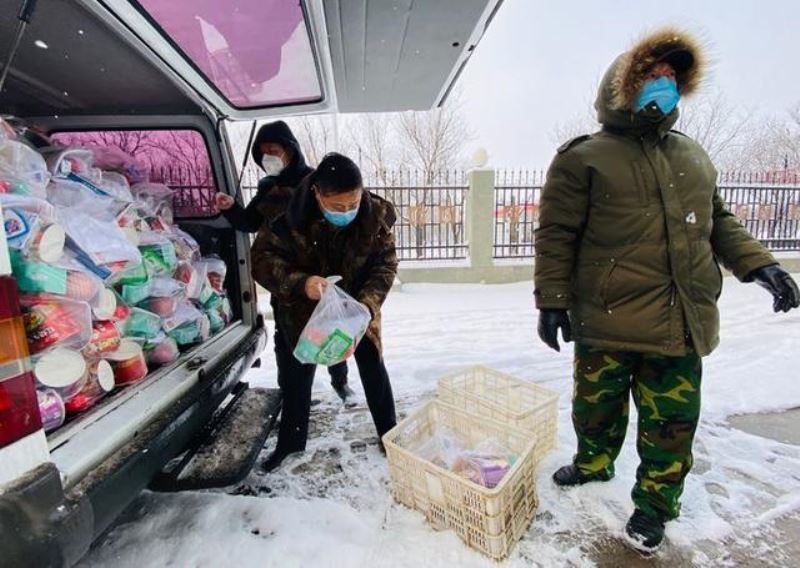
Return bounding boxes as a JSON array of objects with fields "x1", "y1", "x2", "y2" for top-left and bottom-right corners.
[
  {"x1": 383, "y1": 400, "x2": 538, "y2": 560},
  {"x1": 437, "y1": 366, "x2": 558, "y2": 456}
]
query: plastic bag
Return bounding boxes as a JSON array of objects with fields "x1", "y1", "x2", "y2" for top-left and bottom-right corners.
[
  {"x1": 64, "y1": 359, "x2": 115, "y2": 415},
  {"x1": 161, "y1": 300, "x2": 203, "y2": 333},
  {"x1": 131, "y1": 182, "x2": 173, "y2": 219},
  {"x1": 0, "y1": 137, "x2": 50, "y2": 198},
  {"x1": 293, "y1": 277, "x2": 371, "y2": 366},
  {"x1": 201, "y1": 256, "x2": 227, "y2": 293},
  {"x1": 173, "y1": 261, "x2": 204, "y2": 300},
  {"x1": 168, "y1": 227, "x2": 201, "y2": 262},
  {"x1": 81, "y1": 320, "x2": 122, "y2": 358},
  {"x1": 137, "y1": 277, "x2": 185, "y2": 317},
  {"x1": 451, "y1": 439, "x2": 517, "y2": 489},
  {"x1": 411, "y1": 428, "x2": 469, "y2": 471},
  {"x1": 138, "y1": 232, "x2": 177, "y2": 277},
  {"x1": 42, "y1": 147, "x2": 94, "y2": 178},
  {"x1": 2, "y1": 197, "x2": 65, "y2": 263},
  {"x1": 86, "y1": 146, "x2": 148, "y2": 184},
  {"x1": 20, "y1": 294, "x2": 93, "y2": 355},
  {"x1": 143, "y1": 332, "x2": 180, "y2": 367},
  {"x1": 120, "y1": 307, "x2": 162, "y2": 340},
  {"x1": 59, "y1": 208, "x2": 141, "y2": 267},
  {"x1": 11, "y1": 251, "x2": 103, "y2": 304},
  {"x1": 47, "y1": 178, "x2": 123, "y2": 221}
]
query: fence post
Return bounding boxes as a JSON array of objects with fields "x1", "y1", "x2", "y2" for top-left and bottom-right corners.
[{"x1": 467, "y1": 168, "x2": 495, "y2": 269}]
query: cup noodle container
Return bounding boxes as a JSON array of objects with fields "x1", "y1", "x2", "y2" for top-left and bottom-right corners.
[
  {"x1": 92, "y1": 288, "x2": 118, "y2": 321},
  {"x1": 82, "y1": 320, "x2": 122, "y2": 358},
  {"x1": 31, "y1": 224, "x2": 66, "y2": 263},
  {"x1": 37, "y1": 388, "x2": 66, "y2": 432},
  {"x1": 65, "y1": 359, "x2": 115, "y2": 415},
  {"x1": 33, "y1": 348, "x2": 88, "y2": 400},
  {"x1": 105, "y1": 340, "x2": 148, "y2": 386}
]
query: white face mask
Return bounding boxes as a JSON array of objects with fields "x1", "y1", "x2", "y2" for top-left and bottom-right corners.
[{"x1": 262, "y1": 154, "x2": 284, "y2": 176}]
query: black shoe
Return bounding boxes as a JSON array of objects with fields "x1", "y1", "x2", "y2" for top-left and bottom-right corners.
[
  {"x1": 333, "y1": 383, "x2": 357, "y2": 408},
  {"x1": 261, "y1": 450, "x2": 297, "y2": 473},
  {"x1": 624, "y1": 509, "x2": 666, "y2": 554},
  {"x1": 552, "y1": 464, "x2": 613, "y2": 487}
]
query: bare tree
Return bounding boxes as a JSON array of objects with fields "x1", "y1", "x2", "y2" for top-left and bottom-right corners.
[
  {"x1": 348, "y1": 113, "x2": 398, "y2": 183},
  {"x1": 676, "y1": 89, "x2": 753, "y2": 164},
  {"x1": 396, "y1": 92, "x2": 473, "y2": 183}
]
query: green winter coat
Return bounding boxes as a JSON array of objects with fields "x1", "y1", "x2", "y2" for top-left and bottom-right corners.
[{"x1": 534, "y1": 29, "x2": 775, "y2": 357}]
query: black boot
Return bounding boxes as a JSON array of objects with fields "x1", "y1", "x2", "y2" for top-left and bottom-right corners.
[
  {"x1": 552, "y1": 464, "x2": 613, "y2": 487},
  {"x1": 333, "y1": 382, "x2": 357, "y2": 408},
  {"x1": 261, "y1": 450, "x2": 296, "y2": 473},
  {"x1": 624, "y1": 509, "x2": 666, "y2": 554}
]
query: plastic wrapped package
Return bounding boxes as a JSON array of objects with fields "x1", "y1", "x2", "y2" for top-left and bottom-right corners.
[
  {"x1": 33, "y1": 348, "x2": 88, "y2": 400},
  {"x1": 0, "y1": 136, "x2": 50, "y2": 198},
  {"x1": 138, "y1": 232, "x2": 177, "y2": 276},
  {"x1": 11, "y1": 252, "x2": 103, "y2": 305},
  {"x1": 47, "y1": 178, "x2": 121, "y2": 221},
  {"x1": 98, "y1": 171, "x2": 134, "y2": 203},
  {"x1": 64, "y1": 359, "x2": 115, "y2": 415},
  {"x1": 58, "y1": 208, "x2": 141, "y2": 267},
  {"x1": 20, "y1": 294, "x2": 93, "y2": 355},
  {"x1": 131, "y1": 182, "x2": 173, "y2": 220},
  {"x1": 81, "y1": 320, "x2": 122, "y2": 358},
  {"x1": 451, "y1": 440, "x2": 517, "y2": 489},
  {"x1": 168, "y1": 227, "x2": 201, "y2": 263},
  {"x1": 85, "y1": 146, "x2": 148, "y2": 184},
  {"x1": 143, "y1": 332, "x2": 180, "y2": 367},
  {"x1": 42, "y1": 147, "x2": 93, "y2": 179},
  {"x1": 201, "y1": 256, "x2": 227, "y2": 293},
  {"x1": 121, "y1": 307, "x2": 161, "y2": 340},
  {"x1": 174, "y1": 261, "x2": 205, "y2": 300},
  {"x1": 3, "y1": 198, "x2": 65, "y2": 263},
  {"x1": 293, "y1": 277, "x2": 371, "y2": 366},
  {"x1": 136, "y1": 277, "x2": 185, "y2": 317},
  {"x1": 161, "y1": 300, "x2": 203, "y2": 333}
]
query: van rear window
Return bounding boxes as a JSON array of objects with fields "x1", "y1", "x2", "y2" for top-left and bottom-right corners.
[
  {"x1": 50, "y1": 130, "x2": 218, "y2": 218},
  {"x1": 133, "y1": 0, "x2": 322, "y2": 109}
]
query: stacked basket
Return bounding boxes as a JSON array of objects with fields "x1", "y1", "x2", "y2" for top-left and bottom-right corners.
[{"x1": 382, "y1": 366, "x2": 558, "y2": 560}]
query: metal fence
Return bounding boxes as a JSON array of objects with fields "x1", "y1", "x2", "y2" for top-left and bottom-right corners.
[
  {"x1": 240, "y1": 166, "x2": 469, "y2": 261},
  {"x1": 492, "y1": 169, "x2": 800, "y2": 258},
  {"x1": 151, "y1": 165, "x2": 216, "y2": 218},
  {"x1": 493, "y1": 169, "x2": 544, "y2": 258}
]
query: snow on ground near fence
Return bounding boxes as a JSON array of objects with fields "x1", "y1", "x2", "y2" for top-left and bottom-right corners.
[{"x1": 80, "y1": 277, "x2": 800, "y2": 567}]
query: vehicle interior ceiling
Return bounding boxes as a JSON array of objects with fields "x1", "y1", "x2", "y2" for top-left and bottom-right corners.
[{"x1": 0, "y1": 0, "x2": 244, "y2": 321}]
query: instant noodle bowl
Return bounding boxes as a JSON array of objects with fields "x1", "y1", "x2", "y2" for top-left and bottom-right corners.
[
  {"x1": 34, "y1": 348, "x2": 88, "y2": 399},
  {"x1": 82, "y1": 320, "x2": 121, "y2": 358},
  {"x1": 105, "y1": 340, "x2": 148, "y2": 386},
  {"x1": 65, "y1": 359, "x2": 115, "y2": 414},
  {"x1": 21, "y1": 295, "x2": 92, "y2": 355},
  {"x1": 92, "y1": 288, "x2": 117, "y2": 321},
  {"x1": 37, "y1": 388, "x2": 66, "y2": 432},
  {"x1": 30, "y1": 224, "x2": 65, "y2": 263}
]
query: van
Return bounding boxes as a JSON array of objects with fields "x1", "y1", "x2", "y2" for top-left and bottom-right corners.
[{"x1": 0, "y1": 1, "x2": 501, "y2": 565}]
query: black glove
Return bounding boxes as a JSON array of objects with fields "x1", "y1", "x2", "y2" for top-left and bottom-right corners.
[
  {"x1": 749, "y1": 264, "x2": 800, "y2": 313},
  {"x1": 538, "y1": 309, "x2": 572, "y2": 352}
]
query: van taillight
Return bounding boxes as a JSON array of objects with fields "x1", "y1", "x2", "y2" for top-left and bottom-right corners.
[{"x1": 0, "y1": 275, "x2": 42, "y2": 449}]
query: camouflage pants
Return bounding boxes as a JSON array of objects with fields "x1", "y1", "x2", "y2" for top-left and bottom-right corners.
[{"x1": 572, "y1": 343, "x2": 702, "y2": 520}]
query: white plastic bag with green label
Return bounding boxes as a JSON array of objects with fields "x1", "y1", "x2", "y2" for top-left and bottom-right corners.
[{"x1": 293, "y1": 276, "x2": 371, "y2": 366}]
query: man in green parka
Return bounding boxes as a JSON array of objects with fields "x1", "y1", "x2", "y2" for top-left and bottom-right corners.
[{"x1": 534, "y1": 27, "x2": 800, "y2": 552}]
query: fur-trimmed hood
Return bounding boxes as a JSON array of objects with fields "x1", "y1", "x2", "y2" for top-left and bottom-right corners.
[{"x1": 595, "y1": 27, "x2": 705, "y2": 131}]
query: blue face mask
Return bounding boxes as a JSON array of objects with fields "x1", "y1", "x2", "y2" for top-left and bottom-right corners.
[
  {"x1": 321, "y1": 206, "x2": 359, "y2": 227},
  {"x1": 635, "y1": 77, "x2": 680, "y2": 115}
]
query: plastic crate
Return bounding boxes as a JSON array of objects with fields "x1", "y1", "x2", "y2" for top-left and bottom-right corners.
[
  {"x1": 383, "y1": 400, "x2": 539, "y2": 560},
  {"x1": 437, "y1": 366, "x2": 558, "y2": 456}
]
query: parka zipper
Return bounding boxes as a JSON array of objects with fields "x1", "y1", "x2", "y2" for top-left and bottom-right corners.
[{"x1": 669, "y1": 283, "x2": 677, "y2": 307}]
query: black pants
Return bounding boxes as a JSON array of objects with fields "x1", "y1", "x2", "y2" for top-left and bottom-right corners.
[
  {"x1": 273, "y1": 329, "x2": 397, "y2": 454},
  {"x1": 328, "y1": 361, "x2": 348, "y2": 389}
]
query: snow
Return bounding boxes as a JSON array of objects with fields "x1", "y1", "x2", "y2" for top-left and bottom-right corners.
[{"x1": 79, "y1": 276, "x2": 800, "y2": 567}]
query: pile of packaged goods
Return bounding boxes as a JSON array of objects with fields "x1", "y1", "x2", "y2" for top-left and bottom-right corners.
[{"x1": 0, "y1": 119, "x2": 233, "y2": 433}]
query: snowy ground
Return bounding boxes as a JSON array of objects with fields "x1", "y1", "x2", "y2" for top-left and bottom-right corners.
[{"x1": 80, "y1": 276, "x2": 800, "y2": 567}]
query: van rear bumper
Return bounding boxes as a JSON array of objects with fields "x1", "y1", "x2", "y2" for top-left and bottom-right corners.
[{"x1": 0, "y1": 324, "x2": 266, "y2": 567}]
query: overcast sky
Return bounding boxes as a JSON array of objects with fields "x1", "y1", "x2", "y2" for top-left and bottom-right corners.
[{"x1": 457, "y1": 0, "x2": 800, "y2": 167}]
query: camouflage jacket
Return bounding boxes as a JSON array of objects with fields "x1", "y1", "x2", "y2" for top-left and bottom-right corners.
[{"x1": 251, "y1": 181, "x2": 398, "y2": 354}]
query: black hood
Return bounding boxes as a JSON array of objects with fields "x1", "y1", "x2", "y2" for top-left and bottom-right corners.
[{"x1": 251, "y1": 120, "x2": 312, "y2": 186}]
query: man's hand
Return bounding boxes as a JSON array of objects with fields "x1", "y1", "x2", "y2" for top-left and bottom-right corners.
[
  {"x1": 749, "y1": 264, "x2": 800, "y2": 313},
  {"x1": 538, "y1": 309, "x2": 572, "y2": 352},
  {"x1": 215, "y1": 192, "x2": 235, "y2": 211},
  {"x1": 304, "y1": 276, "x2": 329, "y2": 301}
]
